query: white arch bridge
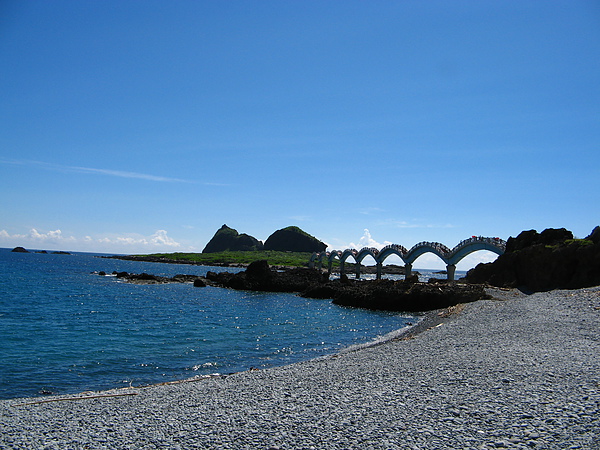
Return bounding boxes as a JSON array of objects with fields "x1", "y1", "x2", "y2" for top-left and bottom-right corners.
[{"x1": 309, "y1": 236, "x2": 506, "y2": 281}]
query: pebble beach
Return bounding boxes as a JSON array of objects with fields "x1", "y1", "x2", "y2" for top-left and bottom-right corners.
[{"x1": 1, "y1": 287, "x2": 599, "y2": 450}]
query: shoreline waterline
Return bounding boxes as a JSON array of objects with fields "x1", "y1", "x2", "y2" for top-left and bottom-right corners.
[
  {"x1": 3, "y1": 303, "x2": 444, "y2": 404},
  {"x1": 0, "y1": 308, "x2": 436, "y2": 406},
  {"x1": 4, "y1": 312, "x2": 433, "y2": 403},
  {"x1": 0, "y1": 249, "x2": 420, "y2": 400}
]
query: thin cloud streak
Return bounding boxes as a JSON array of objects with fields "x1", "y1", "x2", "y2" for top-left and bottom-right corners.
[
  {"x1": 0, "y1": 158, "x2": 219, "y2": 185},
  {"x1": 68, "y1": 165, "x2": 194, "y2": 183}
]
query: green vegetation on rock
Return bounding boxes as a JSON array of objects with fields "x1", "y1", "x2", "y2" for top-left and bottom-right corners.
[
  {"x1": 545, "y1": 238, "x2": 594, "y2": 250},
  {"x1": 144, "y1": 250, "x2": 326, "y2": 267}
]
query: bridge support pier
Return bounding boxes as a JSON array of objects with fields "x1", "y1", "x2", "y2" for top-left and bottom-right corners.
[
  {"x1": 376, "y1": 262, "x2": 383, "y2": 280},
  {"x1": 355, "y1": 264, "x2": 361, "y2": 279},
  {"x1": 404, "y1": 263, "x2": 412, "y2": 278},
  {"x1": 340, "y1": 261, "x2": 345, "y2": 278},
  {"x1": 446, "y1": 264, "x2": 456, "y2": 281}
]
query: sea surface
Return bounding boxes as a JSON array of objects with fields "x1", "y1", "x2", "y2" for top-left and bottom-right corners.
[{"x1": 0, "y1": 248, "x2": 454, "y2": 400}]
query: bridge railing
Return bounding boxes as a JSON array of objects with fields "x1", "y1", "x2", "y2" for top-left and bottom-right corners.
[
  {"x1": 380, "y1": 243, "x2": 408, "y2": 254},
  {"x1": 452, "y1": 236, "x2": 506, "y2": 253}
]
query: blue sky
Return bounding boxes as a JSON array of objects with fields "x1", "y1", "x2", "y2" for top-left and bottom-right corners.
[{"x1": 1, "y1": 1, "x2": 599, "y2": 269}]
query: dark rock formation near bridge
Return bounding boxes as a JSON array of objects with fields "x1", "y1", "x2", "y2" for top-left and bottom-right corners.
[
  {"x1": 205, "y1": 260, "x2": 489, "y2": 312},
  {"x1": 263, "y1": 226, "x2": 327, "y2": 253},
  {"x1": 11, "y1": 247, "x2": 29, "y2": 253},
  {"x1": 206, "y1": 260, "x2": 326, "y2": 293},
  {"x1": 464, "y1": 226, "x2": 600, "y2": 292},
  {"x1": 106, "y1": 260, "x2": 489, "y2": 312},
  {"x1": 321, "y1": 279, "x2": 490, "y2": 312},
  {"x1": 202, "y1": 224, "x2": 264, "y2": 253}
]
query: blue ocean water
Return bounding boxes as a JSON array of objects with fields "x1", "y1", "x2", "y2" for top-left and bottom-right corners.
[{"x1": 0, "y1": 249, "x2": 417, "y2": 400}]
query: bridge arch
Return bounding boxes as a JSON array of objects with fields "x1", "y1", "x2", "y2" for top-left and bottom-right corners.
[
  {"x1": 447, "y1": 240, "x2": 505, "y2": 266},
  {"x1": 340, "y1": 249, "x2": 359, "y2": 264},
  {"x1": 405, "y1": 242, "x2": 450, "y2": 266},
  {"x1": 353, "y1": 248, "x2": 379, "y2": 278},
  {"x1": 378, "y1": 245, "x2": 408, "y2": 264}
]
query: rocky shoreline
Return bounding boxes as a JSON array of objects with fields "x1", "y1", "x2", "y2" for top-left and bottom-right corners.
[
  {"x1": 2, "y1": 286, "x2": 598, "y2": 449},
  {"x1": 100, "y1": 260, "x2": 490, "y2": 313},
  {"x1": 101, "y1": 253, "x2": 411, "y2": 275}
]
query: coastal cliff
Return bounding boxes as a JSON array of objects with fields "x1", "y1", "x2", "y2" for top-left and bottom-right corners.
[{"x1": 465, "y1": 226, "x2": 600, "y2": 292}]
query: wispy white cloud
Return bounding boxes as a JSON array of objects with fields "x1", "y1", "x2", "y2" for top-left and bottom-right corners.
[
  {"x1": 149, "y1": 230, "x2": 180, "y2": 247},
  {"x1": 0, "y1": 228, "x2": 75, "y2": 243},
  {"x1": 0, "y1": 228, "x2": 182, "y2": 253},
  {"x1": 0, "y1": 158, "x2": 201, "y2": 184},
  {"x1": 67, "y1": 165, "x2": 194, "y2": 183},
  {"x1": 348, "y1": 229, "x2": 392, "y2": 250}
]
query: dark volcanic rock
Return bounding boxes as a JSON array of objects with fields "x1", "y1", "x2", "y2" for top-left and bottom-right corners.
[
  {"x1": 587, "y1": 225, "x2": 600, "y2": 244},
  {"x1": 205, "y1": 260, "x2": 325, "y2": 292},
  {"x1": 104, "y1": 271, "x2": 208, "y2": 286},
  {"x1": 465, "y1": 226, "x2": 600, "y2": 292},
  {"x1": 205, "y1": 261, "x2": 489, "y2": 312},
  {"x1": 504, "y1": 228, "x2": 573, "y2": 252},
  {"x1": 202, "y1": 224, "x2": 264, "y2": 253},
  {"x1": 11, "y1": 247, "x2": 29, "y2": 253},
  {"x1": 324, "y1": 280, "x2": 490, "y2": 312},
  {"x1": 104, "y1": 261, "x2": 489, "y2": 312},
  {"x1": 263, "y1": 226, "x2": 326, "y2": 253}
]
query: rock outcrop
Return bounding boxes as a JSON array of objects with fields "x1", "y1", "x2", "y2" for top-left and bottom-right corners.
[
  {"x1": 464, "y1": 226, "x2": 600, "y2": 292},
  {"x1": 321, "y1": 279, "x2": 490, "y2": 312},
  {"x1": 263, "y1": 226, "x2": 326, "y2": 253},
  {"x1": 98, "y1": 271, "x2": 208, "y2": 286},
  {"x1": 104, "y1": 260, "x2": 489, "y2": 312},
  {"x1": 205, "y1": 260, "x2": 489, "y2": 312},
  {"x1": 202, "y1": 225, "x2": 264, "y2": 253},
  {"x1": 11, "y1": 247, "x2": 29, "y2": 253},
  {"x1": 206, "y1": 260, "x2": 326, "y2": 293}
]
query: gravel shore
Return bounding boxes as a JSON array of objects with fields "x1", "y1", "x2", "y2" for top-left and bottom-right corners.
[{"x1": 1, "y1": 287, "x2": 599, "y2": 449}]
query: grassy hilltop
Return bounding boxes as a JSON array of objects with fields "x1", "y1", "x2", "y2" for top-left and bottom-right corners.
[
  {"x1": 138, "y1": 225, "x2": 337, "y2": 268},
  {"x1": 143, "y1": 250, "x2": 319, "y2": 268}
]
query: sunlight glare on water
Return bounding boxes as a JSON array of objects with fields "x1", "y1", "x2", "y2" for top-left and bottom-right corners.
[{"x1": 0, "y1": 249, "x2": 416, "y2": 399}]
